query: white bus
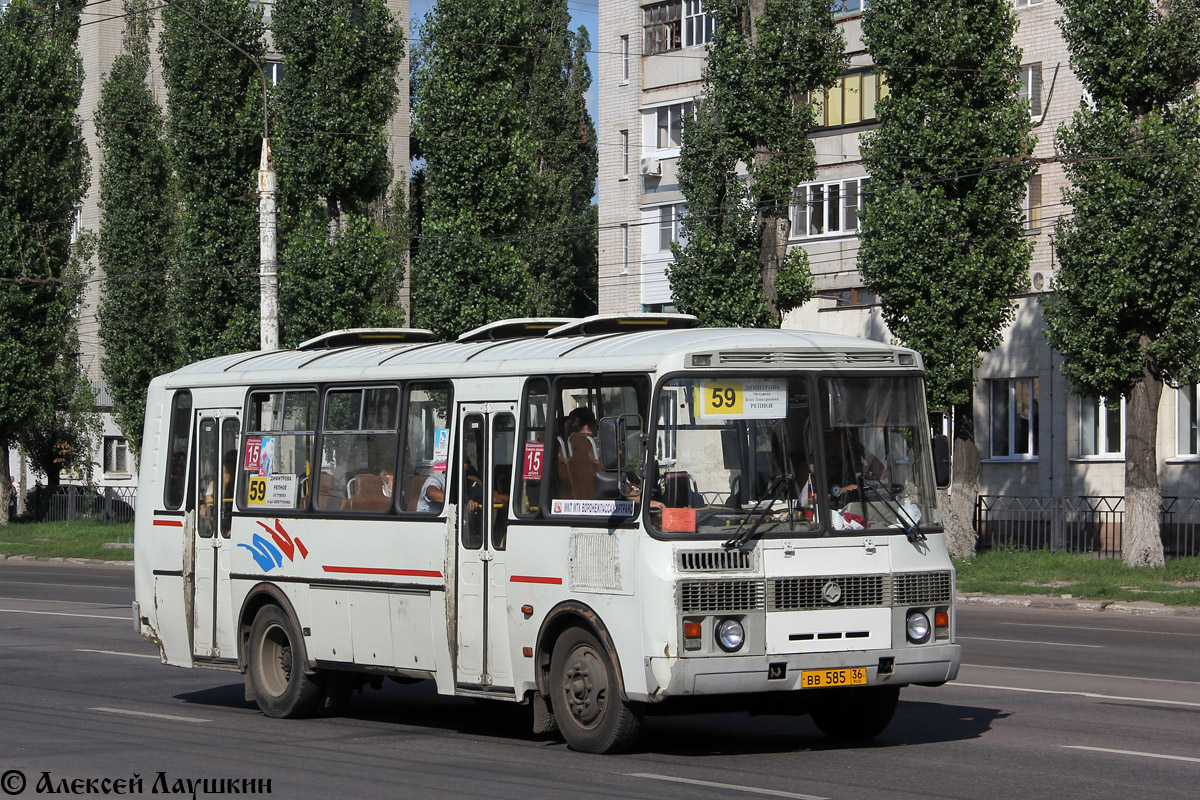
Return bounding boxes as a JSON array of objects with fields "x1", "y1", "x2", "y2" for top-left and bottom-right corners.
[{"x1": 133, "y1": 314, "x2": 960, "y2": 754}]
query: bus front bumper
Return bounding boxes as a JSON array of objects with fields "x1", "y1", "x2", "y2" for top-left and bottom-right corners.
[{"x1": 638, "y1": 643, "x2": 961, "y2": 702}]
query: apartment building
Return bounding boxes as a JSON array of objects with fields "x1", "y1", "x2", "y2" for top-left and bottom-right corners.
[
  {"x1": 4, "y1": 1, "x2": 410, "y2": 498},
  {"x1": 596, "y1": 1, "x2": 1199, "y2": 534}
]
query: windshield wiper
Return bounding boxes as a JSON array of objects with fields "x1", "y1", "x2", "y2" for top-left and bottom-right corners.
[
  {"x1": 857, "y1": 473, "x2": 925, "y2": 543},
  {"x1": 723, "y1": 473, "x2": 789, "y2": 550}
]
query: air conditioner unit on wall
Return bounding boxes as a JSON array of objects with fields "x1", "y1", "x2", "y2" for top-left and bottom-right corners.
[
  {"x1": 639, "y1": 156, "x2": 661, "y2": 176},
  {"x1": 1031, "y1": 271, "x2": 1051, "y2": 292}
]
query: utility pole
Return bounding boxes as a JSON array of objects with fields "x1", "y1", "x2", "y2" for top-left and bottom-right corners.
[{"x1": 162, "y1": 1, "x2": 277, "y2": 350}]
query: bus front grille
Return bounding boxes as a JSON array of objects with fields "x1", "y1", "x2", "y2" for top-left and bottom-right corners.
[
  {"x1": 892, "y1": 571, "x2": 953, "y2": 605},
  {"x1": 768, "y1": 575, "x2": 887, "y2": 610},
  {"x1": 679, "y1": 580, "x2": 765, "y2": 613}
]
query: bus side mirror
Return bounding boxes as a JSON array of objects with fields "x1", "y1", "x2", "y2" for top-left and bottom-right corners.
[
  {"x1": 933, "y1": 434, "x2": 950, "y2": 488},
  {"x1": 599, "y1": 416, "x2": 627, "y2": 472}
]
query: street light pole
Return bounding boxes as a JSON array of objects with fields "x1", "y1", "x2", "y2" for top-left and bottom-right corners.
[{"x1": 160, "y1": 1, "x2": 278, "y2": 351}]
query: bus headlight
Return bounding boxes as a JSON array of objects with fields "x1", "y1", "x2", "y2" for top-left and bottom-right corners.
[
  {"x1": 906, "y1": 611, "x2": 931, "y2": 644},
  {"x1": 716, "y1": 618, "x2": 745, "y2": 653}
]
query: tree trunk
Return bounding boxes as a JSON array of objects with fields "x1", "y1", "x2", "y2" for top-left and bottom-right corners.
[
  {"x1": 756, "y1": 147, "x2": 790, "y2": 322},
  {"x1": 0, "y1": 447, "x2": 11, "y2": 527},
  {"x1": 1123, "y1": 357, "x2": 1165, "y2": 567},
  {"x1": 942, "y1": 402, "x2": 980, "y2": 560}
]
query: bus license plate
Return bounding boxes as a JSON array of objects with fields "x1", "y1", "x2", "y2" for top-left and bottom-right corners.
[{"x1": 801, "y1": 667, "x2": 868, "y2": 688}]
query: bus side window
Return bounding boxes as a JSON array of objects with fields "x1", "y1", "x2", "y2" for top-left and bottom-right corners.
[
  {"x1": 400, "y1": 382, "x2": 453, "y2": 515},
  {"x1": 163, "y1": 390, "x2": 192, "y2": 510},
  {"x1": 515, "y1": 378, "x2": 549, "y2": 518},
  {"x1": 548, "y1": 380, "x2": 644, "y2": 515}
]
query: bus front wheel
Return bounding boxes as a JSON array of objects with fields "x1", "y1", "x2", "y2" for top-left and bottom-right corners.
[
  {"x1": 247, "y1": 604, "x2": 322, "y2": 719},
  {"x1": 809, "y1": 685, "x2": 900, "y2": 741},
  {"x1": 549, "y1": 627, "x2": 641, "y2": 754}
]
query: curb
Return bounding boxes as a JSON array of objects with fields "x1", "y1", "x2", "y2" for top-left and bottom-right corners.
[
  {"x1": 957, "y1": 593, "x2": 1200, "y2": 617},
  {"x1": 0, "y1": 553, "x2": 133, "y2": 567}
]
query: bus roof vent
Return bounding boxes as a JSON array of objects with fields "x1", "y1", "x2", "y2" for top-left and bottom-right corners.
[
  {"x1": 546, "y1": 313, "x2": 700, "y2": 338},
  {"x1": 296, "y1": 328, "x2": 438, "y2": 350},
  {"x1": 457, "y1": 317, "x2": 580, "y2": 343},
  {"x1": 716, "y1": 351, "x2": 895, "y2": 367}
]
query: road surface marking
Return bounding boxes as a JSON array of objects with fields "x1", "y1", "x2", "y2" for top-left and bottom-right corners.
[
  {"x1": 0, "y1": 580, "x2": 127, "y2": 591},
  {"x1": 999, "y1": 621, "x2": 1200, "y2": 638},
  {"x1": 951, "y1": 682, "x2": 1200, "y2": 708},
  {"x1": 90, "y1": 707, "x2": 209, "y2": 723},
  {"x1": 965, "y1": 663, "x2": 1200, "y2": 686},
  {"x1": 0, "y1": 595, "x2": 120, "y2": 607},
  {"x1": 1063, "y1": 746, "x2": 1200, "y2": 764},
  {"x1": 0, "y1": 608, "x2": 127, "y2": 621},
  {"x1": 959, "y1": 635, "x2": 1104, "y2": 649},
  {"x1": 627, "y1": 773, "x2": 828, "y2": 800},
  {"x1": 77, "y1": 649, "x2": 158, "y2": 660}
]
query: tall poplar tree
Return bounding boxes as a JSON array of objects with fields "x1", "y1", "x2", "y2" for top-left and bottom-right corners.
[
  {"x1": 160, "y1": 0, "x2": 265, "y2": 361},
  {"x1": 1047, "y1": 0, "x2": 1200, "y2": 567},
  {"x1": 97, "y1": 0, "x2": 176, "y2": 455},
  {"x1": 411, "y1": 0, "x2": 598, "y2": 339},
  {"x1": 857, "y1": 0, "x2": 1035, "y2": 557},
  {"x1": 273, "y1": 0, "x2": 407, "y2": 345},
  {"x1": 0, "y1": 0, "x2": 90, "y2": 523},
  {"x1": 669, "y1": 0, "x2": 844, "y2": 328}
]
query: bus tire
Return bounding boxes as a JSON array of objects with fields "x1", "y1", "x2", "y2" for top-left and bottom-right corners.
[
  {"x1": 549, "y1": 627, "x2": 641, "y2": 754},
  {"x1": 247, "y1": 604, "x2": 322, "y2": 719},
  {"x1": 809, "y1": 685, "x2": 900, "y2": 741}
]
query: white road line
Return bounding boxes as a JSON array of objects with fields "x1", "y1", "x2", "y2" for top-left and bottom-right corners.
[
  {"x1": 965, "y1": 663, "x2": 1200, "y2": 687},
  {"x1": 77, "y1": 649, "x2": 158, "y2": 660},
  {"x1": 0, "y1": 608, "x2": 127, "y2": 621},
  {"x1": 90, "y1": 707, "x2": 209, "y2": 723},
  {"x1": 959, "y1": 635, "x2": 1104, "y2": 649},
  {"x1": 951, "y1": 682, "x2": 1200, "y2": 709},
  {"x1": 999, "y1": 621, "x2": 1200, "y2": 638},
  {"x1": 0, "y1": 595, "x2": 121, "y2": 607},
  {"x1": 1063, "y1": 746, "x2": 1200, "y2": 764},
  {"x1": 0, "y1": 580, "x2": 127, "y2": 591},
  {"x1": 627, "y1": 773, "x2": 828, "y2": 800}
]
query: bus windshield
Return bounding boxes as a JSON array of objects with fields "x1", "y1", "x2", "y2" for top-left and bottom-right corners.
[{"x1": 648, "y1": 375, "x2": 940, "y2": 537}]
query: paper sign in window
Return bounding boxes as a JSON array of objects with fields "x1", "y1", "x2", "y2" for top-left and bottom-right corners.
[{"x1": 661, "y1": 507, "x2": 697, "y2": 532}]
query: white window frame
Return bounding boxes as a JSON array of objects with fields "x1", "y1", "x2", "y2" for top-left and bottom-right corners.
[
  {"x1": 621, "y1": 35, "x2": 630, "y2": 84},
  {"x1": 1079, "y1": 395, "x2": 1125, "y2": 458},
  {"x1": 989, "y1": 378, "x2": 1039, "y2": 460},
  {"x1": 791, "y1": 176, "x2": 869, "y2": 240},
  {"x1": 1024, "y1": 174, "x2": 1042, "y2": 231},
  {"x1": 641, "y1": 99, "x2": 694, "y2": 158},
  {"x1": 1018, "y1": 62, "x2": 1043, "y2": 119},
  {"x1": 1178, "y1": 384, "x2": 1199, "y2": 458},
  {"x1": 683, "y1": 1, "x2": 714, "y2": 48},
  {"x1": 1013, "y1": 0, "x2": 1043, "y2": 8},
  {"x1": 656, "y1": 203, "x2": 687, "y2": 253},
  {"x1": 104, "y1": 436, "x2": 131, "y2": 476},
  {"x1": 643, "y1": 2, "x2": 713, "y2": 55},
  {"x1": 833, "y1": 1, "x2": 869, "y2": 19}
]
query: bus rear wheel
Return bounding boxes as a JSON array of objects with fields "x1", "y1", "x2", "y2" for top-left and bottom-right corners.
[
  {"x1": 247, "y1": 605, "x2": 322, "y2": 719},
  {"x1": 809, "y1": 685, "x2": 900, "y2": 741},
  {"x1": 549, "y1": 627, "x2": 641, "y2": 754}
]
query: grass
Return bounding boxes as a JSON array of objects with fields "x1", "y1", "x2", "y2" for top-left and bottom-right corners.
[
  {"x1": 955, "y1": 549, "x2": 1200, "y2": 606},
  {"x1": 0, "y1": 519, "x2": 134, "y2": 561}
]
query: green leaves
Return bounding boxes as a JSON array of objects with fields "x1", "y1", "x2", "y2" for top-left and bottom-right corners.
[
  {"x1": 671, "y1": 0, "x2": 844, "y2": 327},
  {"x1": 859, "y1": 0, "x2": 1035, "y2": 409}
]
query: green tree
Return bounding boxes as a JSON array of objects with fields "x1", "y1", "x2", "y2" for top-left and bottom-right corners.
[
  {"x1": 411, "y1": 0, "x2": 598, "y2": 339},
  {"x1": 273, "y1": 0, "x2": 407, "y2": 345},
  {"x1": 858, "y1": 0, "x2": 1035, "y2": 557},
  {"x1": 670, "y1": 0, "x2": 844, "y2": 328},
  {"x1": 0, "y1": 0, "x2": 90, "y2": 523},
  {"x1": 1047, "y1": 0, "x2": 1200, "y2": 567},
  {"x1": 160, "y1": 0, "x2": 265, "y2": 361},
  {"x1": 97, "y1": 0, "x2": 177, "y2": 456}
]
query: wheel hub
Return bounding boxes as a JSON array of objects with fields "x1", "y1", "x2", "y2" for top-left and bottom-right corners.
[{"x1": 563, "y1": 647, "x2": 606, "y2": 727}]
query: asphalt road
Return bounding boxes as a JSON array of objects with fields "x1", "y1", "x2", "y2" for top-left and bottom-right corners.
[{"x1": 1, "y1": 560, "x2": 1197, "y2": 800}]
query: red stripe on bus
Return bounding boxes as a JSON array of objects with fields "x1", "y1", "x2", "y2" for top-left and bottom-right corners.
[
  {"x1": 322, "y1": 566, "x2": 443, "y2": 578},
  {"x1": 152, "y1": 519, "x2": 184, "y2": 527},
  {"x1": 510, "y1": 575, "x2": 563, "y2": 585}
]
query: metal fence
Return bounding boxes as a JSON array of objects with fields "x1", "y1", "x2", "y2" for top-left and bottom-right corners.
[
  {"x1": 32, "y1": 486, "x2": 137, "y2": 524},
  {"x1": 975, "y1": 495, "x2": 1200, "y2": 558}
]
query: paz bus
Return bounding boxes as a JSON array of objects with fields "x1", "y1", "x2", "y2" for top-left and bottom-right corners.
[{"x1": 132, "y1": 314, "x2": 960, "y2": 754}]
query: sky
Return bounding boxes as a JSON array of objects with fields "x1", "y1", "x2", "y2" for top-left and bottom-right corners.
[{"x1": 407, "y1": 0, "x2": 601, "y2": 125}]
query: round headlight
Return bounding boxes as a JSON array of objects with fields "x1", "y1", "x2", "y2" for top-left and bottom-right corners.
[
  {"x1": 906, "y1": 611, "x2": 931, "y2": 644},
  {"x1": 716, "y1": 618, "x2": 745, "y2": 653}
]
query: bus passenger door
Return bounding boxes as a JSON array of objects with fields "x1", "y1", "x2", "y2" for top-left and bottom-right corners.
[
  {"x1": 192, "y1": 413, "x2": 240, "y2": 661},
  {"x1": 455, "y1": 404, "x2": 516, "y2": 690}
]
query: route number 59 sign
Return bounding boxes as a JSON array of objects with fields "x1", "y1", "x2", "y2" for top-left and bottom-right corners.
[{"x1": 698, "y1": 380, "x2": 787, "y2": 420}]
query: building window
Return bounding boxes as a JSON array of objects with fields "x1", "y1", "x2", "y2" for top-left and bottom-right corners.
[
  {"x1": 104, "y1": 437, "x2": 130, "y2": 475},
  {"x1": 642, "y1": 100, "x2": 694, "y2": 155},
  {"x1": 620, "y1": 223, "x2": 630, "y2": 274},
  {"x1": 266, "y1": 59, "x2": 285, "y2": 86},
  {"x1": 813, "y1": 70, "x2": 888, "y2": 128},
  {"x1": 817, "y1": 287, "x2": 877, "y2": 308},
  {"x1": 1024, "y1": 175, "x2": 1042, "y2": 231},
  {"x1": 1019, "y1": 63, "x2": 1043, "y2": 118},
  {"x1": 1080, "y1": 396, "x2": 1124, "y2": 457},
  {"x1": 1179, "y1": 384, "x2": 1199, "y2": 456},
  {"x1": 1013, "y1": 0, "x2": 1043, "y2": 8},
  {"x1": 643, "y1": 1, "x2": 713, "y2": 56},
  {"x1": 792, "y1": 176, "x2": 870, "y2": 239},
  {"x1": 621, "y1": 35, "x2": 630, "y2": 83},
  {"x1": 620, "y1": 130, "x2": 629, "y2": 178},
  {"x1": 657, "y1": 203, "x2": 687, "y2": 252},
  {"x1": 991, "y1": 378, "x2": 1038, "y2": 459},
  {"x1": 69, "y1": 206, "x2": 83, "y2": 245},
  {"x1": 832, "y1": 0, "x2": 868, "y2": 18}
]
